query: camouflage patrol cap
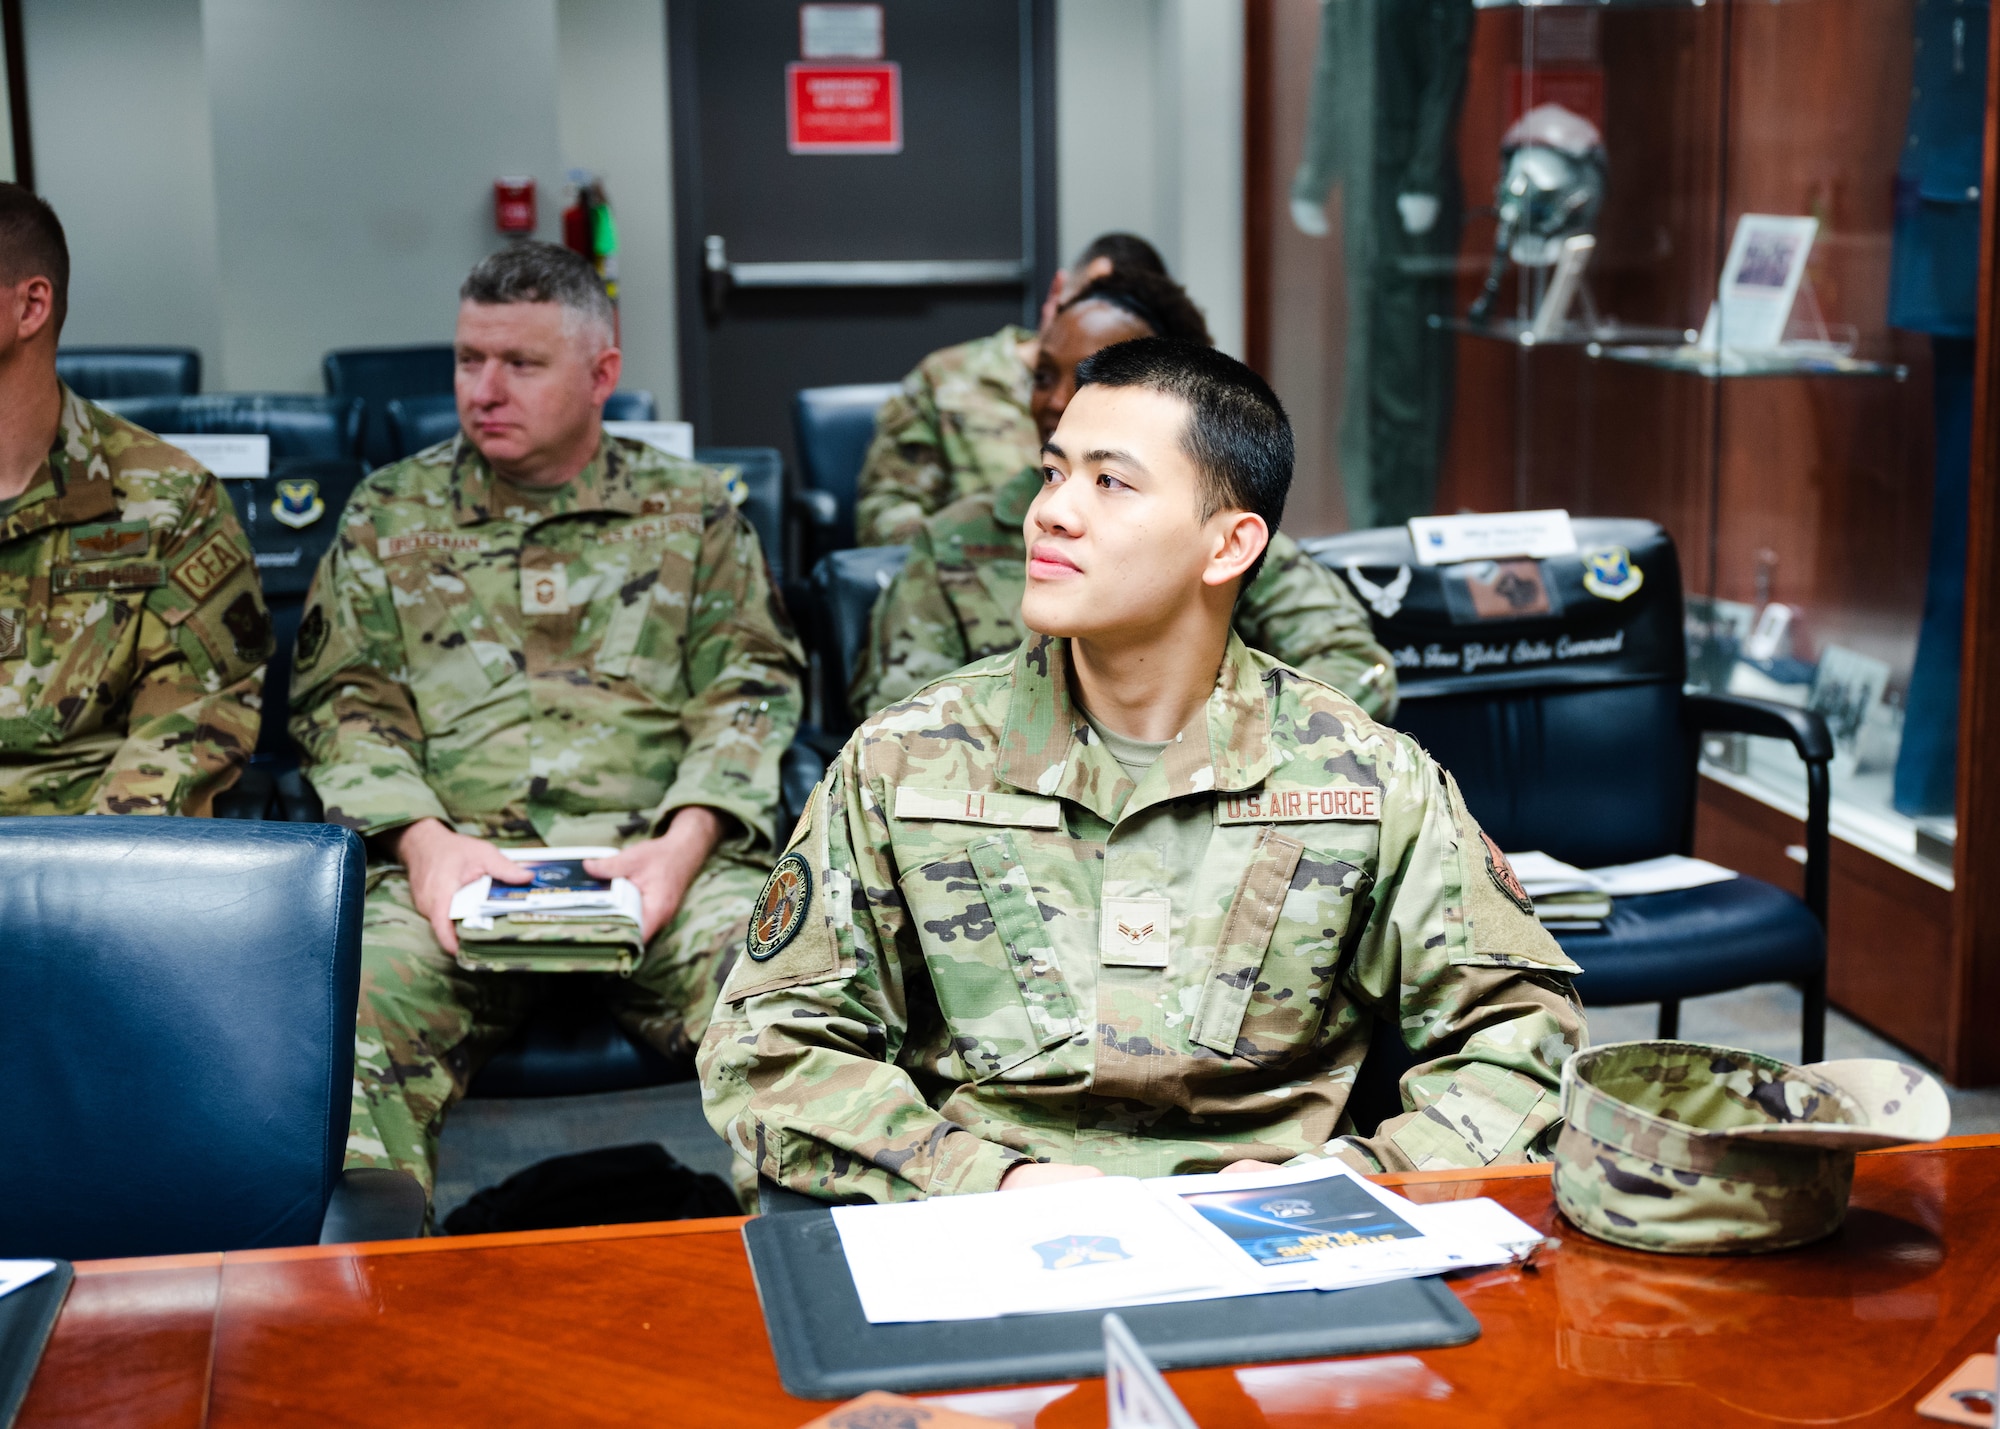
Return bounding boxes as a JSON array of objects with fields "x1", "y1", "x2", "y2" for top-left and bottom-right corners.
[{"x1": 1552, "y1": 1040, "x2": 1950, "y2": 1254}]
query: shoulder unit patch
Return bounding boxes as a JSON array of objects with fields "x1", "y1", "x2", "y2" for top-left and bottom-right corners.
[{"x1": 747, "y1": 850, "x2": 813, "y2": 962}]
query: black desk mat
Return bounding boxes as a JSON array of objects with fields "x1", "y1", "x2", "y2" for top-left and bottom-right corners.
[
  {"x1": 743, "y1": 1210, "x2": 1479, "y2": 1399},
  {"x1": 0, "y1": 1263, "x2": 71, "y2": 1429}
]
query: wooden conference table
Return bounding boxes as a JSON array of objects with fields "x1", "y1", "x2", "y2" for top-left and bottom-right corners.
[{"x1": 21, "y1": 1135, "x2": 2000, "y2": 1428}]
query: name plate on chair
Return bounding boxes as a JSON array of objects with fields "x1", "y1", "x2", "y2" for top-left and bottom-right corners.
[
  {"x1": 160, "y1": 434, "x2": 270, "y2": 479},
  {"x1": 1408, "y1": 510, "x2": 1575, "y2": 566}
]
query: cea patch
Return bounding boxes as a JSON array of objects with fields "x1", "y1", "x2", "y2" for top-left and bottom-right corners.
[
  {"x1": 747, "y1": 850, "x2": 813, "y2": 961},
  {"x1": 1481, "y1": 831, "x2": 1535, "y2": 915}
]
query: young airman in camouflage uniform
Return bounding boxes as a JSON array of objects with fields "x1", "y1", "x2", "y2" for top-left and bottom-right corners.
[
  {"x1": 703, "y1": 337, "x2": 1581, "y2": 1204},
  {"x1": 0, "y1": 389, "x2": 269, "y2": 815},
  {"x1": 0, "y1": 186, "x2": 266, "y2": 817},
  {"x1": 849, "y1": 466, "x2": 1398, "y2": 720},
  {"x1": 293, "y1": 244, "x2": 803, "y2": 1202}
]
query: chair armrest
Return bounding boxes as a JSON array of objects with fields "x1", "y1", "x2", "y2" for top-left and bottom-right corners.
[
  {"x1": 1683, "y1": 693, "x2": 1831, "y2": 931},
  {"x1": 319, "y1": 1167, "x2": 427, "y2": 1244},
  {"x1": 789, "y1": 489, "x2": 840, "y2": 531},
  {"x1": 1686, "y1": 693, "x2": 1834, "y2": 765}
]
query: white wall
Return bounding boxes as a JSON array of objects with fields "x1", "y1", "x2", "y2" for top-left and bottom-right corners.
[
  {"x1": 202, "y1": 0, "x2": 566, "y2": 392},
  {"x1": 22, "y1": 0, "x2": 224, "y2": 363},
  {"x1": 556, "y1": 0, "x2": 678, "y2": 415},
  {"x1": 1056, "y1": 0, "x2": 1245, "y2": 357}
]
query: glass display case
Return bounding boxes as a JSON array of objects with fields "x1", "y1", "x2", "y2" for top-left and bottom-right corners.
[{"x1": 1248, "y1": 0, "x2": 1992, "y2": 1078}]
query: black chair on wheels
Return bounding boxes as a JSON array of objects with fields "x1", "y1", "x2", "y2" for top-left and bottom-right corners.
[
  {"x1": 1303, "y1": 518, "x2": 1832, "y2": 1062},
  {"x1": 805, "y1": 545, "x2": 910, "y2": 743},
  {"x1": 0, "y1": 818, "x2": 424, "y2": 1257},
  {"x1": 57, "y1": 346, "x2": 201, "y2": 400},
  {"x1": 102, "y1": 392, "x2": 366, "y2": 464},
  {"x1": 324, "y1": 343, "x2": 454, "y2": 468},
  {"x1": 790, "y1": 382, "x2": 899, "y2": 567}
]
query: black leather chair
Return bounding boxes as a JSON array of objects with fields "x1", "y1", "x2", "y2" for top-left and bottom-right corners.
[
  {"x1": 324, "y1": 343, "x2": 454, "y2": 468},
  {"x1": 0, "y1": 818, "x2": 424, "y2": 1258},
  {"x1": 102, "y1": 393, "x2": 366, "y2": 464},
  {"x1": 808, "y1": 545, "x2": 910, "y2": 739},
  {"x1": 385, "y1": 391, "x2": 663, "y2": 462},
  {"x1": 57, "y1": 346, "x2": 201, "y2": 400},
  {"x1": 212, "y1": 458, "x2": 371, "y2": 822},
  {"x1": 697, "y1": 445, "x2": 786, "y2": 589},
  {"x1": 791, "y1": 382, "x2": 899, "y2": 565},
  {"x1": 1303, "y1": 519, "x2": 1832, "y2": 1061}
]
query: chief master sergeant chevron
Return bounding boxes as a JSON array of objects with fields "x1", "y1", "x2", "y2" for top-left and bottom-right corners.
[
  {"x1": 700, "y1": 338, "x2": 1584, "y2": 1202},
  {"x1": 291, "y1": 242, "x2": 803, "y2": 1205}
]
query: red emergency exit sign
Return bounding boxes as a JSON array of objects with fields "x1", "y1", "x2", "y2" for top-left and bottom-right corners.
[{"x1": 787, "y1": 62, "x2": 902, "y2": 155}]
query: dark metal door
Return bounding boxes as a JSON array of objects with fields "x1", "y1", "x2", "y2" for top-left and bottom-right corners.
[{"x1": 669, "y1": 0, "x2": 1055, "y2": 465}]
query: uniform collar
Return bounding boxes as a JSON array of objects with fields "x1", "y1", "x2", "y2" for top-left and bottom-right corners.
[
  {"x1": 988, "y1": 323, "x2": 1036, "y2": 409},
  {"x1": 996, "y1": 630, "x2": 1276, "y2": 822},
  {"x1": 450, "y1": 429, "x2": 647, "y2": 526},
  {"x1": 0, "y1": 383, "x2": 118, "y2": 543}
]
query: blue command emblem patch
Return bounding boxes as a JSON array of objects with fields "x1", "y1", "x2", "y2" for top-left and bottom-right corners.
[
  {"x1": 1581, "y1": 545, "x2": 1643, "y2": 602},
  {"x1": 1032, "y1": 1234, "x2": 1131, "y2": 1271},
  {"x1": 747, "y1": 851, "x2": 812, "y2": 961},
  {"x1": 272, "y1": 478, "x2": 326, "y2": 530}
]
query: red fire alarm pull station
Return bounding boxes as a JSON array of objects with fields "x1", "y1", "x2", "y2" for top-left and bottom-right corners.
[{"x1": 494, "y1": 177, "x2": 537, "y2": 234}]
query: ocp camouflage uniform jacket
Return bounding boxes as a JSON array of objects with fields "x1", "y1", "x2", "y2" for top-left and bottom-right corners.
[
  {"x1": 289, "y1": 435, "x2": 804, "y2": 853},
  {"x1": 849, "y1": 466, "x2": 1400, "y2": 723},
  {"x1": 0, "y1": 385, "x2": 268, "y2": 816},
  {"x1": 854, "y1": 324, "x2": 1036, "y2": 547},
  {"x1": 701, "y1": 631, "x2": 1583, "y2": 1203}
]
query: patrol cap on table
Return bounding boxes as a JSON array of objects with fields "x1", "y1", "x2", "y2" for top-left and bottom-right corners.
[{"x1": 1553, "y1": 1040, "x2": 1950, "y2": 1254}]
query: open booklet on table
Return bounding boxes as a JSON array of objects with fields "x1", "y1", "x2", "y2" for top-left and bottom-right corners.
[{"x1": 830, "y1": 1162, "x2": 1543, "y2": 1326}]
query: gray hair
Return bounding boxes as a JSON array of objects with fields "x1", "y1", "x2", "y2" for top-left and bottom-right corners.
[{"x1": 460, "y1": 241, "x2": 614, "y2": 342}]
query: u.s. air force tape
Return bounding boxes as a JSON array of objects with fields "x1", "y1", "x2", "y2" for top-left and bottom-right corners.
[
  {"x1": 1214, "y1": 785, "x2": 1381, "y2": 825},
  {"x1": 747, "y1": 850, "x2": 812, "y2": 961}
]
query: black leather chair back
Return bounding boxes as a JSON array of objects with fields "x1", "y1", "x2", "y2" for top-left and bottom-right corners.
[
  {"x1": 0, "y1": 818, "x2": 365, "y2": 1260},
  {"x1": 57, "y1": 346, "x2": 201, "y2": 400},
  {"x1": 103, "y1": 394, "x2": 366, "y2": 465},
  {"x1": 1303, "y1": 519, "x2": 1688, "y2": 869},
  {"x1": 697, "y1": 446, "x2": 785, "y2": 588},
  {"x1": 323, "y1": 343, "x2": 455, "y2": 468},
  {"x1": 792, "y1": 383, "x2": 898, "y2": 553},
  {"x1": 217, "y1": 459, "x2": 369, "y2": 761},
  {"x1": 603, "y1": 390, "x2": 659, "y2": 420},
  {"x1": 812, "y1": 546, "x2": 909, "y2": 730}
]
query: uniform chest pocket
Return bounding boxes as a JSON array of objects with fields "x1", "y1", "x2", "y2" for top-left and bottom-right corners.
[
  {"x1": 898, "y1": 832, "x2": 1083, "y2": 1083},
  {"x1": 399, "y1": 576, "x2": 518, "y2": 730},
  {"x1": 35, "y1": 578, "x2": 156, "y2": 734},
  {"x1": 1189, "y1": 828, "x2": 1366, "y2": 1063},
  {"x1": 594, "y1": 576, "x2": 686, "y2": 696}
]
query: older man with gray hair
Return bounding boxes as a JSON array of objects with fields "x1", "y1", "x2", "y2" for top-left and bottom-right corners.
[{"x1": 291, "y1": 242, "x2": 804, "y2": 1212}]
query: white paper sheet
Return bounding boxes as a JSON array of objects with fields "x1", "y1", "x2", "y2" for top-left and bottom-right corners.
[
  {"x1": 831, "y1": 1177, "x2": 1239, "y2": 1324},
  {"x1": 1505, "y1": 851, "x2": 1736, "y2": 899},
  {"x1": 0, "y1": 1260, "x2": 56, "y2": 1301},
  {"x1": 446, "y1": 846, "x2": 642, "y2": 927},
  {"x1": 1402, "y1": 1197, "x2": 1545, "y2": 1255}
]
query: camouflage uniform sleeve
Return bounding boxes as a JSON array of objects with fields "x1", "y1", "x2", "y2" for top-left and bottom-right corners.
[
  {"x1": 699, "y1": 757, "x2": 1031, "y2": 1203},
  {"x1": 287, "y1": 502, "x2": 451, "y2": 836},
  {"x1": 847, "y1": 521, "x2": 973, "y2": 719},
  {"x1": 1324, "y1": 748, "x2": 1584, "y2": 1173},
  {"x1": 94, "y1": 473, "x2": 269, "y2": 816},
  {"x1": 854, "y1": 374, "x2": 949, "y2": 548},
  {"x1": 644, "y1": 498, "x2": 805, "y2": 853},
  {"x1": 1234, "y1": 533, "x2": 1399, "y2": 720}
]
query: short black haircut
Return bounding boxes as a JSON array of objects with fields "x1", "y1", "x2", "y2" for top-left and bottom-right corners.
[
  {"x1": 0, "y1": 185, "x2": 69, "y2": 334},
  {"x1": 1073, "y1": 232, "x2": 1167, "y2": 278},
  {"x1": 1074, "y1": 337, "x2": 1292, "y2": 590},
  {"x1": 461, "y1": 240, "x2": 614, "y2": 336},
  {"x1": 1061, "y1": 268, "x2": 1211, "y2": 347}
]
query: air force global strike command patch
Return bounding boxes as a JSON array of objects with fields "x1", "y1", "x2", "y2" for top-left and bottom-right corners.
[
  {"x1": 747, "y1": 851, "x2": 813, "y2": 961},
  {"x1": 1481, "y1": 831, "x2": 1535, "y2": 915},
  {"x1": 1581, "y1": 544, "x2": 1644, "y2": 602}
]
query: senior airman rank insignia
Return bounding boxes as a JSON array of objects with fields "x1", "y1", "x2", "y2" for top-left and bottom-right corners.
[
  {"x1": 271, "y1": 478, "x2": 326, "y2": 529},
  {"x1": 1581, "y1": 545, "x2": 1643, "y2": 602},
  {"x1": 747, "y1": 851, "x2": 812, "y2": 961}
]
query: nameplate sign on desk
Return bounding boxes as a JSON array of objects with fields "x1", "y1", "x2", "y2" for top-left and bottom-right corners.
[
  {"x1": 1408, "y1": 510, "x2": 1576, "y2": 566},
  {"x1": 162, "y1": 434, "x2": 270, "y2": 479},
  {"x1": 604, "y1": 421, "x2": 694, "y2": 460}
]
